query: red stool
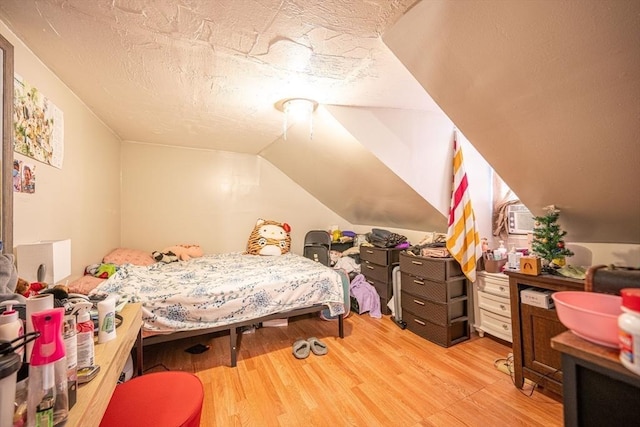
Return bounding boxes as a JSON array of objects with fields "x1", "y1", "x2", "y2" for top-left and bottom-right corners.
[{"x1": 100, "y1": 371, "x2": 204, "y2": 427}]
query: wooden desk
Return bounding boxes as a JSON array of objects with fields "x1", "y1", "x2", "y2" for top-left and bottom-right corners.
[
  {"x1": 505, "y1": 271, "x2": 583, "y2": 398},
  {"x1": 551, "y1": 331, "x2": 640, "y2": 426},
  {"x1": 66, "y1": 303, "x2": 142, "y2": 427}
]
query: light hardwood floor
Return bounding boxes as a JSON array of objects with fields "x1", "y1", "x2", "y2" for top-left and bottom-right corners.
[{"x1": 143, "y1": 313, "x2": 564, "y2": 426}]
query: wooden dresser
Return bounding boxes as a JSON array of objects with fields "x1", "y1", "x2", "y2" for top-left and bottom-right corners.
[
  {"x1": 359, "y1": 246, "x2": 401, "y2": 315},
  {"x1": 473, "y1": 271, "x2": 512, "y2": 343},
  {"x1": 505, "y1": 271, "x2": 584, "y2": 398},
  {"x1": 399, "y1": 253, "x2": 470, "y2": 347}
]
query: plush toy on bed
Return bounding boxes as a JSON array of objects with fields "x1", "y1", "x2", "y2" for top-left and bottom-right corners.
[
  {"x1": 160, "y1": 244, "x2": 204, "y2": 261},
  {"x1": 152, "y1": 250, "x2": 179, "y2": 264},
  {"x1": 246, "y1": 218, "x2": 291, "y2": 256}
]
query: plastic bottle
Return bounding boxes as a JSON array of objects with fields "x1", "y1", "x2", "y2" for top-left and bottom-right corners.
[
  {"x1": 63, "y1": 314, "x2": 78, "y2": 409},
  {"x1": 27, "y1": 307, "x2": 68, "y2": 427},
  {"x1": 619, "y1": 288, "x2": 640, "y2": 376},
  {"x1": 71, "y1": 302, "x2": 94, "y2": 369},
  {"x1": 494, "y1": 240, "x2": 508, "y2": 260},
  {"x1": 98, "y1": 297, "x2": 117, "y2": 344},
  {"x1": 0, "y1": 300, "x2": 24, "y2": 358}
]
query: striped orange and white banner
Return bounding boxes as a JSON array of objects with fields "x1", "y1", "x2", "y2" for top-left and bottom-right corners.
[{"x1": 446, "y1": 130, "x2": 482, "y2": 282}]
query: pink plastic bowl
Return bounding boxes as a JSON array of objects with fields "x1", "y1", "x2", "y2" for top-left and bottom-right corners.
[{"x1": 552, "y1": 291, "x2": 622, "y2": 348}]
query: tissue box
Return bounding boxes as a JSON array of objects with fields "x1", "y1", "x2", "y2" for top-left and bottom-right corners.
[{"x1": 520, "y1": 256, "x2": 542, "y2": 276}]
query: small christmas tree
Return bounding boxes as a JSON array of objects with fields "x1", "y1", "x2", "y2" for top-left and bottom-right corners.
[{"x1": 531, "y1": 205, "x2": 574, "y2": 269}]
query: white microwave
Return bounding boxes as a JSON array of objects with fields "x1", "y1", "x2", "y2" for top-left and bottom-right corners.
[{"x1": 507, "y1": 204, "x2": 536, "y2": 234}]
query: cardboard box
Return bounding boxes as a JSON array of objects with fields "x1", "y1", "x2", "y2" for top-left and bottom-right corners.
[
  {"x1": 520, "y1": 288, "x2": 554, "y2": 309},
  {"x1": 520, "y1": 256, "x2": 542, "y2": 276}
]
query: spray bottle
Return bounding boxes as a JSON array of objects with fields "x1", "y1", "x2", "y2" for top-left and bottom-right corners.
[
  {"x1": 71, "y1": 302, "x2": 94, "y2": 369},
  {"x1": 27, "y1": 307, "x2": 68, "y2": 427},
  {"x1": 0, "y1": 300, "x2": 24, "y2": 358}
]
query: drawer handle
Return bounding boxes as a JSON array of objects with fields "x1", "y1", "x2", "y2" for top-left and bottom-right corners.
[
  {"x1": 411, "y1": 260, "x2": 423, "y2": 266},
  {"x1": 413, "y1": 299, "x2": 425, "y2": 306},
  {"x1": 366, "y1": 265, "x2": 374, "y2": 270},
  {"x1": 502, "y1": 324, "x2": 508, "y2": 330},
  {"x1": 500, "y1": 304, "x2": 506, "y2": 311},
  {"x1": 366, "y1": 250, "x2": 374, "y2": 254},
  {"x1": 413, "y1": 279, "x2": 424, "y2": 285},
  {"x1": 499, "y1": 286, "x2": 505, "y2": 292},
  {"x1": 414, "y1": 319, "x2": 426, "y2": 326}
]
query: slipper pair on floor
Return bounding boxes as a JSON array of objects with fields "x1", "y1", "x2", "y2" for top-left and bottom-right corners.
[{"x1": 292, "y1": 337, "x2": 328, "y2": 359}]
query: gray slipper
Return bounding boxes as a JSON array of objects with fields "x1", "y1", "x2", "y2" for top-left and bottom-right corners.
[
  {"x1": 307, "y1": 337, "x2": 328, "y2": 356},
  {"x1": 292, "y1": 339, "x2": 311, "y2": 359}
]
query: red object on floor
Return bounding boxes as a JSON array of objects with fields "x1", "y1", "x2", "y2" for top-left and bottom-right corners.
[{"x1": 99, "y1": 371, "x2": 204, "y2": 427}]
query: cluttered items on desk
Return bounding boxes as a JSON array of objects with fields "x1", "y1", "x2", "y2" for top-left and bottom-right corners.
[
  {"x1": 480, "y1": 238, "x2": 530, "y2": 274},
  {"x1": 0, "y1": 291, "x2": 124, "y2": 427}
]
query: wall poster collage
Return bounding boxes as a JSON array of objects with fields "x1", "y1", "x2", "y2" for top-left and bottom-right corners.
[{"x1": 13, "y1": 74, "x2": 64, "y2": 193}]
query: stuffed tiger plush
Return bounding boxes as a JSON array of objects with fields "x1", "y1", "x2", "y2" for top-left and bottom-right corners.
[{"x1": 246, "y1": 218, "x2": 291, "y2": 256}]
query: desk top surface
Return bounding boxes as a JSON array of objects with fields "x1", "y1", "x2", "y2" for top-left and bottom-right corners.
[
  {"x1": 551, "y1": 330, "x2": 633, "y2": 379},
  {"x1": 66, "y1": 302, "x2": 142, "y2": 427}
]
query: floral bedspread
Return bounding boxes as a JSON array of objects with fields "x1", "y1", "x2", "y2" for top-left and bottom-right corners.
[{"x1": 91, "y1": 252, "x2": 345, "y2": 334}]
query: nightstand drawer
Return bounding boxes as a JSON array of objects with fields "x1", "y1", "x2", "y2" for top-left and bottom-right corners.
[
  {"x1": 360, "y1": 246, "x2": 400, "y2": 266},
  {"x1": 478, "y1": 291, "x2": 511, "y2": 317},
  {"x1": 479, "y1": 309, "x2": 512, "y2": 342},
  {"x1": 400, "y1": 272, "x2": 466, "y2": 302},
  {"x1": 399, "y1": 253, "x2": 463, "y2": 282}
]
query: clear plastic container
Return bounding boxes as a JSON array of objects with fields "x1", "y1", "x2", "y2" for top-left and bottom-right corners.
[{"x1": 619, "y1": 288, "x2": 640, "y2": 376}]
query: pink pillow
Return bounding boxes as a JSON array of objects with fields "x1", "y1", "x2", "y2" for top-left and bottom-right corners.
[
  {"x1": 103, "y1": 248, "x2": 155, "y2": 266},
  {"x1": 68, "y1": 276, "x2": 105, "y2": 295}
]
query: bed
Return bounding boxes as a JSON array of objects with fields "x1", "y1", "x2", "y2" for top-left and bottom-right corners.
[{"x1": 86, "y1": 251, "x2": 346, "y2": 366}]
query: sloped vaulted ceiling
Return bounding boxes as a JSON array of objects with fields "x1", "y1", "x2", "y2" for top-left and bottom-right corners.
[
  {"x1": 0, "y1": 0, "x2": 449, "y2": 232},
  {"x1": 384, "y1": 0, "x2": 640, "y2": 243}
]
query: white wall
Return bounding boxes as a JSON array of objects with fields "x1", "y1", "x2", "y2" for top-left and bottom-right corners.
[
  {"x1": 2, "y1": 23, "x2": 122, "y2": 281},
  {"x1": 326, "y1": 105, "x2": 493, "y2": 241},
  {"x1": 120, "y1": 141, "x2": 353, "y2": 255}
]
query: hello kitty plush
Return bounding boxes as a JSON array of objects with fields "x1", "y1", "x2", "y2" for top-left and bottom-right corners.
[{"x1": 246, "y1": 218, "x2": 291, "y2": 256}]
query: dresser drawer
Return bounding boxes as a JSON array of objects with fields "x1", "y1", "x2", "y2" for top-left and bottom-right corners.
[
  {"x1": 399, "y1": 252, "x2": 463, "y2": 282},
  {"x1": 401, "y1": 291, "x2": 467, "y2": 326},
  {"x1": 360, "y1": 246, "x2": 400, "y2": 266},
  {"x1": 362, "y1": 261, "x2": 393, "y2": 283},
  {"x1": 404, "y1": 311, "x2": 469, "y2": 348},
  {"x1": 479, "y1": 309, "x2": 513, "y2": 342},
  {"x1": 363, "y1": 275, "x2": 391, "y2": 300},
  {"x1": 477, "y1": 272, "x2": 510, "y2": 299},
  {"x1": 400, "y1": 272, "x2": 466, "y2": 302},
  {"x1": 477, "y1": 291, "x2": 511, "y2": 318}
]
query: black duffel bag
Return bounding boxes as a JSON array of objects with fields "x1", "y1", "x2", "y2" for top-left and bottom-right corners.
[{"x1": 367, "y1": 228, "x2": 407, "y2": 248}]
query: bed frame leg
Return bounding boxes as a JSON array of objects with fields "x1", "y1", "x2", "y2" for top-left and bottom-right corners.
[
  {"x1": 338, "y1": 314, "x2": 344, "y2": 338},
  {"x1": 230, "y1": 327, "x2": 238, "y2": 367}
]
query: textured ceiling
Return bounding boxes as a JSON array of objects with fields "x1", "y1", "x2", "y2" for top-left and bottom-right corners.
[{"x1": 0, "y1": 0, "x2": 436, "y2": 154}]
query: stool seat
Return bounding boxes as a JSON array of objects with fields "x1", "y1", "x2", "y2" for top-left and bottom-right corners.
[{"x1": 100, "y1": 371, "x2": 204, "y2": 427}]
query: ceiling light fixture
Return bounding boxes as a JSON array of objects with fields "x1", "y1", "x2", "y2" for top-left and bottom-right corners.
[{"x1": 278, "y1": 98, "x2": 318, "y2": 140}]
